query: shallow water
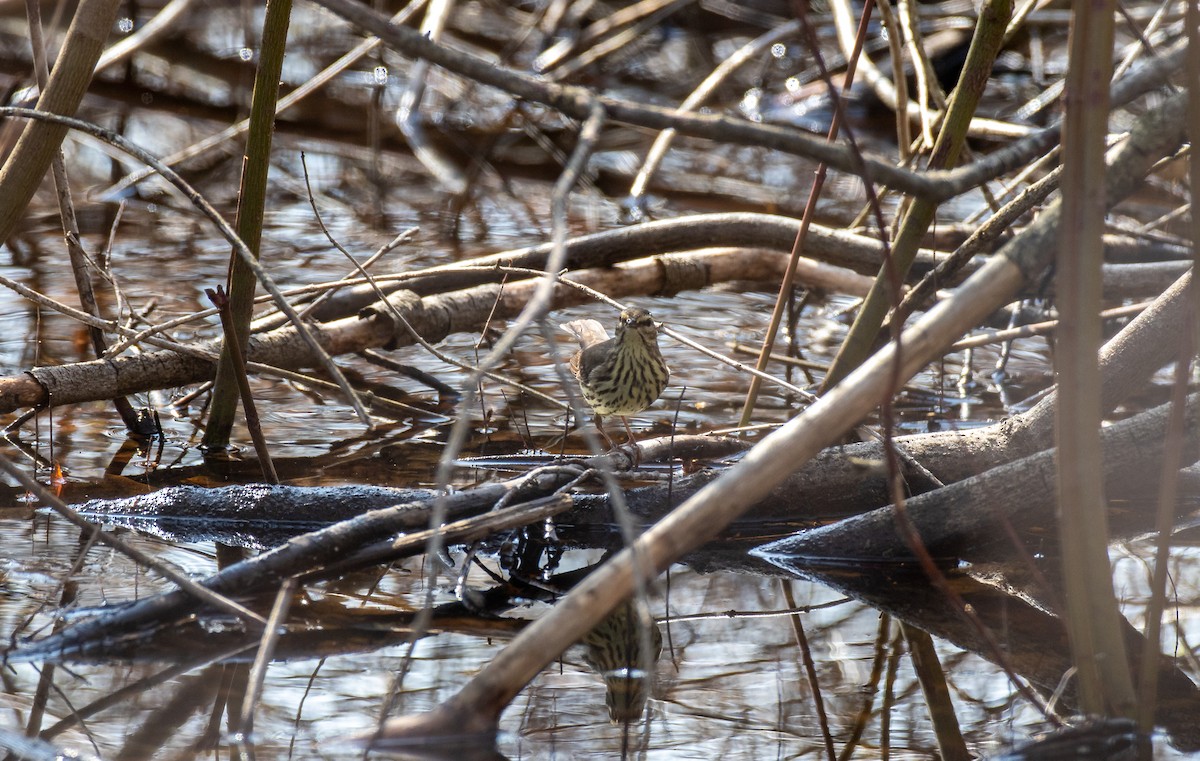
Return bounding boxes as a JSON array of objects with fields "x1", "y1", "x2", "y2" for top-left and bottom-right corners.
[
  {"x1": 4, "y1": 517, "x2": 1197, "y2": 759},
  {"x1": 0, "y1": 2, "x2": 1194, "y2": 759}
]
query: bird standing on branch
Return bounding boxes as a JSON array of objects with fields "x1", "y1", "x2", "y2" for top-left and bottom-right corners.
[{"x1": 561, "y1": 306, "x2": 670, "y2": 452}]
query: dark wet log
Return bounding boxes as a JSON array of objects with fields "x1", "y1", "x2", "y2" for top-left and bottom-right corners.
[
  {"x1": 69, "y1": 401, "x2": 1196, "y2": 564},
  {"x1": 14, "y1": 393, "x2": 1195, "y2": 662},
  {"x1": 7, "y1": 465, "x2": 584, "y2": 662},
  {"x1": 757, "y1": 393, "x2": 1200, "y2": 564},
  {"x1": 67, "y1": 436, "x2": 750, "y2": 547},
  {"x1": 74, "y1": 484, "x2": 440, "y2": 549}
]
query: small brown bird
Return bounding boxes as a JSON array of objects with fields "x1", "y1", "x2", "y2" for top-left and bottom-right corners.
[{"x1": 561, "y1": 307, "x2": 670, "y2": 450}]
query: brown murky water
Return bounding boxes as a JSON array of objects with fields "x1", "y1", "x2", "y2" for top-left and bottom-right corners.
[{"x1": 0, "y1": 3, "x2": 1195, "y2": 759}]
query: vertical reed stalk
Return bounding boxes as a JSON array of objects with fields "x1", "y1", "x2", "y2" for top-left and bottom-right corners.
[
  {"x1": 203, "y1": 0, "x2": 293, "y2": 449},
  {"x1": 736, "y1": 3, "x2": 871, "y2": 430},
  {"x1": 821, "y1": 0, "x2": 1011, "y2": 391},
  {"x1": 25, "y1": 0, "x2": 142, "y2": 433},
  {"x1": 1136, "y1": 0, "x2": 1200, "y2": 728},
  {"x1": 0, "y1": 0, "x2": 121, "y2": 242},
  {"x1": 1054, "y1": 4, "x2": 1135, "y2": 717}
]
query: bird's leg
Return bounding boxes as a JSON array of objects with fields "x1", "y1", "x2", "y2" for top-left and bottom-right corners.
[
  {"x1": 592, "y1": 414, "x2": 616, "y2": 451},
  {"x1": 620, "y1": 415, "x2": 642, "y2": 467}
]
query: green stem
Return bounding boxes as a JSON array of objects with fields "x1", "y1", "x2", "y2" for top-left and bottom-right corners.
[
  {"x1": 821, "y1": 0, "x2": 1012, "y2": 391},
  {"x1": 203, "y1": 0, "x2": 294, "y2": 449}
]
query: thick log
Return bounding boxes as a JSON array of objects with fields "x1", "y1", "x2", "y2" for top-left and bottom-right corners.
[{"x1": 756, "y1": 394, "x2": 1200, "y2": 564}]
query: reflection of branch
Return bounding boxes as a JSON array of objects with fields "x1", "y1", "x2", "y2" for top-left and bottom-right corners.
[
  {"x1": 0, "y1": 728, "x2": 91, "y2": 761},
  {"x1": 0, "y1": 455, "x2": 268, "y2": 628},
  {"x1": 39, "y1": 641, "x2": 255, "y2": 739},
  {"x1": 7, "y1": 466, "x2": 582, "y2": 662},
  {"x1": 776, "y1": 562, "x2": 1200, "y2": 751}
]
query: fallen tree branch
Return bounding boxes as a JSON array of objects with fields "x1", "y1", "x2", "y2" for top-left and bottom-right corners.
[
  {"x1": 310, "y1": 0, "x2": 1185, "y2": 203},
  {"x1": 296, "y1": 212, "x2": 1180, "y2": 326},
  {"x1": 365, "y1": 83, "x2": 1191, "y2": 747},
  {"x1": 2, "y1": 236, "x2": 1186, "y2": 416},
  {"x1": 756, "y1": 393, "x2": 1200, "y2": 565},
  {"x1": 0, "y1": 247, "x2": 859, "y2": 413},
  {"x1": 6, "y1": 464, "x2": 586, "y2": 662}
]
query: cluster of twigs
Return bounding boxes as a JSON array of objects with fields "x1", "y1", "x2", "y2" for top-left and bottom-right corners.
[{"x1": 1, "y1": 0, "x2": 1199, "y2": 757}]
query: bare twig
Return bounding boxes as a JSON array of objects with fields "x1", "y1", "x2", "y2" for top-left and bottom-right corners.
[{"x1": 206, "y1": 287, "x2": 279, "y2": 484}]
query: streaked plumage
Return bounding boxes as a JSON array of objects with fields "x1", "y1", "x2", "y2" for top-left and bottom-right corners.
[
  {"x1": 581, "y1": 600, "x2": 663, "y2": 722},
  {"x1": 561, "y1": 307, "x2": 669, "y2": 447}
]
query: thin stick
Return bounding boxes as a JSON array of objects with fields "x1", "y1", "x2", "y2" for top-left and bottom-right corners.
[
  {"x1": 207, "y1": 287, "x2": 279, "y2": 484},
  {"x1": 238, "y1": 577, "x2": 297, "y2": 734},
  {"x1": 736, "y1": 4, "x2": 870, "y2": 429}
]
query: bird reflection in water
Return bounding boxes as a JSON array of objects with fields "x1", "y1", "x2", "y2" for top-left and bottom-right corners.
[{"x1": 580, "y1": 599, "x2": 663, "y2": 722}]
